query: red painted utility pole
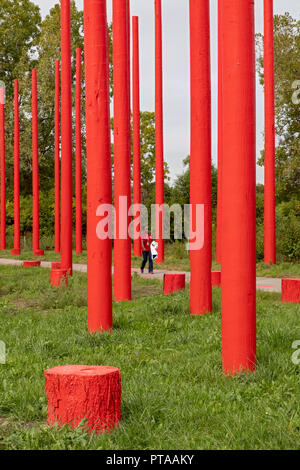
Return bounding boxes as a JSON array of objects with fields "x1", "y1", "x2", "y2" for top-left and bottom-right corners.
[
  {"x1": 0, "y1": 85, "x2": 6, "y2": 250},
  {"x1": 113, "y1": 0, "x2": 132, "y2": 301},
  {"x1": 12, "y1": 80, "x2": 20, "y2": 255},
  {"x1": 154, "y1": 0, "x2": 164, "y2": 263},
  {"x1": 54, "y1": 60, "x2": 60, "y2": 254},
  {"x1": 264, "y1": 0, "x2": 276, "y2": 265},
  {"x1": 75, "y1": 47, "x2": 82, "y2": 255},
  {"x1": 83, "y1": 0, "x2": 113, "y2": 332},
  {"x1": 221, "y1": 0, "x2": 256, "y2": 374},
  {"x1": 216, "y1": 1, "x2": 223, "y2": 265},
  {"x1": 60, "y1": 0, "x2": 73, "y2": 275},
  {"x1": 32, "y1": 69, "x2": 43, "y2": 257},
  {"x1": 132, "y1": 16, "x2": 141, "y2": 258},
  {"x1": 189, "y1": 0, "x2": 212, "y2": 316}
]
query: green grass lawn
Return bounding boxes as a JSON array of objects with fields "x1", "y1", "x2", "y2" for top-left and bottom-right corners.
[{"x1": 0, "y1": 265, "x2": 299, "y2": 450}]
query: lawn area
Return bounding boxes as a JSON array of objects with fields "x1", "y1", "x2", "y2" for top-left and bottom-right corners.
[{"x1": 0, "y1": 265, "x2": 299, "y2": 450}]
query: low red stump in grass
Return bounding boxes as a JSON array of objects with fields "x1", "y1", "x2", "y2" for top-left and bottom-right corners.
[
  {"x1": 212, "y1": 271, "x2": 221, "y2": 288},
  {"x1": 34, "y1": 249, "x2": 44, "y2": 257},
  {"x1": 282, "y1": 279, "x2": 300, "y2": 304},
  {"x1": 50, "y1": 268, "x2": 68, "y2": 288},
  {"x1": 23, "y1": 261, "x2": 41, "y2": 269},
  {"x1": 11, "y1": 249, "x2": 21, "y2": 256},
  {"x1": 44, "y1": 365, "x2": 121, "y2": 434},
  {"x1": 164, "y1": 273, "x2": 186, "y2": 295}
]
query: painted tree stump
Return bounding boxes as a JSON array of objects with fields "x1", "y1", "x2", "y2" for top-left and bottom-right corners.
[
  {"x1": 44, "y1": 365, "x2": 121, "y2": 433},
  {"x1": 23, "y1": 260, "x2": 41, "y2": 269},
  {"x1": 281, "y1": 279, "x2": 300, "y2": 304},
  {"x1": 34, "y1": 249, "x2": 45, "y2": 257},
  {"x1": 11, "y1": 249, "x2": 21, "y2": 256},
  {"x1": 164, "y1": 273, "x2": 186, "y2": 295},
  {"x1": 50, "y1": 268, "x2": 68, "y2": 288},
  {"x1": 212, "y1": 271, "x2": 221, "y2": 287}
]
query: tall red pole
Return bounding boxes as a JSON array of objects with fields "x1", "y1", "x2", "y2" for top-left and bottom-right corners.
[
  {"x1": 216, "y1": 1, "x2": 223, "y2": 264},
  {"x1": 221, "y1": 0, "x2": 256, "y2": 374},
  {"x1": 84, "y1": 0, "x2": 112, "y2": 332},
  {"x1": 60, "y1": 0, "x2": 73, "y2": 275},
  {"x1": 154, "y1": 0, "x2": 164, "y2": 263},
  {"x1": 32, "y1": 69, "x2": 42, "y2": 255},
  {"x1": 54, "y1": 60, "x2": 60, "y2": 254},
  {"x1": 12, "y1": 80, "x2": 20, "y2": 255},
  {"x1": 264, "y1": 0, "x2": 276, "y2": 265},
  {"x1": 113, "y1": 0, "x2": 132, "y2": 302},
  {"x1": 0, "y1": 85, "x2": 6, "y2": 250},
  {"x1": 189, "y1": 0, "x2": 212, "y2": 316},
  {"x1": 132, "y1": 16, "x2": 141, "y2": 258},
  {"x1": 75, "y1": 47, "x2": 82, "y2": 255}
]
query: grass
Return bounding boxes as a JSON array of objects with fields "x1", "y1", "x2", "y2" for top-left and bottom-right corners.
[{"x1": 0, "y1": 265, "x2": 299, "y2": 450}]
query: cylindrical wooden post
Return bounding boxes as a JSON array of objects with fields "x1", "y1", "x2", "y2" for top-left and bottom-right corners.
[
  {"x1": 132, "y1": 16, "x2": 142, "y2": 258},
  {"x1": 216, "y1": 1, "x2": 223, "y2": 264},
  {"x1": 75, "y1": 47, "x2": 82, "y2": 255},
  {"x1": 12, "y1": 80, "x2": 20, "y2": 255},
  {"x1": 54, "y1": 60, "x2": 60, "y2": 254},
  {"x1": 264, "y1": 0, "x2": 276, "y2": 265},
  {"x1": 189, "y1": 0, "x2": 212, "y2": 315},
  {"x1": 84, "y1": 0, "x2": 113, "y2": 331},
  {"x1": 0, "y1": 85, "x2": 6, "y2": 251},
  {"x1": 113, "y1": 0, "x2": 132, "y2": 302},
  {"x1": 221, "y1": 0, "x2": 256, "y2": 374},
  {"x1": 154, "y1": 0, "x2": 164, "y2": 264},
  {"x1": 60, "y1": 0, "x2": 73, "y2": 275},
  {"x1": 32, "y1": 69, "x2": 42, "y2": 256}
]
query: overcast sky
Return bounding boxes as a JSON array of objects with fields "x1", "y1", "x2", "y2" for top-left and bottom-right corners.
[{"x1": 34, "y1": 0, "x2": 300, "y2": 183}]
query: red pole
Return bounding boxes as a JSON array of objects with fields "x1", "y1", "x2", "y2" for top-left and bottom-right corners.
[
  {"x1": 132, "y1": 16, "x2": 142, "y2": 258},
  {"x1": 83, "y1": 0, "x2": 113, "y2": 332},
  {"x1": 154, "y1": 0, "x2": 164, "y2": 263},
  {"x1": 12, "y1": 80, "x2": 20, "y2": 255},
  {"x1": 32, "y1": 69, "x2": 42, "y2": 256},
  {"x1": 221, "y1": 0, "x2": 256, "y2": 374},
  {"x1": 216, "y1": 1, "x2": 223, "y2": 265},
  {"x1": 0, "y1": 86, "x2": 6, "y2": 250},
  {"x1": 189, "y1": 0, "x2": 212, "y2": 316},
  {"x1": 60, "y1": 0, "x2": 73, "y2": 275},
  {"x1": 113, "y1": 0, "x2": 132, "y2": 302},
  {"x1": 54, "y1": 60, "x2": 60, "y2": 253},
  {"x1": 264, "y1": 0, "x2": 276, "y2": 265},
  {"x1": 75, "y1": 47, "x2": 82, "y2": 255}
]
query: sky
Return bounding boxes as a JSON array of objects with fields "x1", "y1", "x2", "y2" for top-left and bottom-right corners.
[{"x1": 34, "y1": 0, "x2": 300, "y2": 183}]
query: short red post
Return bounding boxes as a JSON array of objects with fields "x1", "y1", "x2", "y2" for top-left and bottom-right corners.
[
  {"x1": 54, "y1": 60, "x2": 60, "y2": 254},
  {"x1": 0, "y1": 85, "x2": 6, "y2": 251},
  {"x1": 50, "y1": 268, "x2": 68, "y2": 288},
  {"x1": 84, "y1": 0, "x2": 113, "y2": 331},
  {"x1": 281, "y1": 279, "x2": 300, "y2": 304},
  {"x1": 44, "y1": 365, "x2": 121, "y2": 433},
  {"x1": 75, "y1": 47, "x2": 82, "y2": 255},
  {"x1": 211, "y1": 271, "x2": 221, "y2": 288},
  {"x1": 60, "y1": 0, "x2": 73, "y2": 276},
  {"x1": 221, "y1": 0, "x2": 256, "y2": 374},
  {"x1": 11, "y1": 80, "x2": 21, "y2": 256},
  {"x1": 113, "y1": 0, "x2": 132, "y2": 302},
  {"x1": 189, "y1": 0, "x2": 212, "y2": 315},
  {"x1": 164, "y1": 273, "x2": 185, "y2": 295},
  {"x1": 264, "y1": 0, "x2": 276, "y2": 265},
  {"x1": 32, "y1": 70, "x2": 44, "y2": 257},
  {"x1": 154, "y1": 0, "x2": 164, "y2": 264},
  {"x1": 216, "y1": 1, "x2": 223, "y2": 264},
  {"x1": 132, "y1": 16, "x2": 142, "y2": 258},
  {"x1": 23, "y1": 261, "x2": 41, "y2": 269}
]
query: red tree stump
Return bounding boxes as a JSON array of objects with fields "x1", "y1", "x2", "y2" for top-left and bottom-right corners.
[
  {"x1": 34, "y1": 249, "x2": 45, "y2": 257},
  {"x1": 11, "y1": 248, "x2": 21, "y2": 256},
  {"x1": 23, "y1": 260, "x2": 41, "y2": 268},
  {"x1": 282, "y1": 279, "x2": 300, "y2": 304},
  {"x1": 164, "y1": 273, "x2": 185, "y2": 295},
  {"x1": 44, "y1": 365, "x2": 121, "y2": 434},
  {"x1": 212, "y1": 271, "x2": 221, "y2": 287},
  {"x1": 50, "y1": 268, "x2": 68, "y2": 288}
]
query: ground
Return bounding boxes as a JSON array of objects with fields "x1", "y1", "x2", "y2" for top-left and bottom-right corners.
[{"x1": 0, "y1": 264, "x2": 299, "y2": 450}]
